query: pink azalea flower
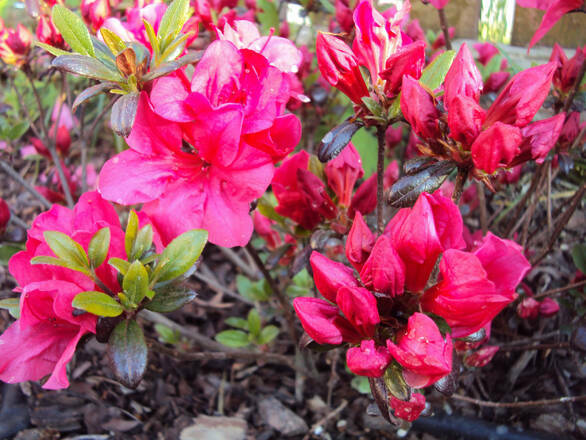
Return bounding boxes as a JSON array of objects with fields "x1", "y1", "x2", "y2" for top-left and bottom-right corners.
[
  {"x1": 464, "y1": 345, "x2": 500, "y2": 367},
  {"x1": 0, "y1": 191, "x2": 140, "y2": 389},
  {"x1": 98, "y1": 93, "x2": 274, "y2": 247},
  {"x1": 0, "y1": 197, "x2": 9, "y2": 235},
  {"x1": 389, "y1": 393, "x2": 426, "y2": 422}
]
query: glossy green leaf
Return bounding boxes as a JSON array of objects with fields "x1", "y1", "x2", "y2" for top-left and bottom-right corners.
[
  {"x1": 257, "y1": 325, "x2": 279, "y2": 345},
  {"x1": 107, "y1": 320, "x2": 147, "y2": 388},
  {"x1": 130, "y1": 224, "x2": 153, "y2": 261},
  {"x1": 36, "y1": 41, "x2": 70, "y2": 57},
  {"x1": 571, "y1": 244, "x2": 586, "y2": 274},
  {"x1": 100, "y1": 27, "x2": 127, "y2": 55},
  {"x1": 125, "y1": 210, "x2": 139, "y2": 260},
  {"x1": 72, "y1": 82, "x2": 117, "y2": 111},
  {"x1": 257, "y1": 0, "x2": 279, "y2": 34},
  {"x1": 143, "y1": 19, "x2": 159, "y2": 59},
  {"x1": 109, "y1": 257, "x2": 131, "y2": 275},
  {"x1": 31, "y1": 255, "x2": 90, "y2": 275},
  {"x1": 88, "y1": 227, "x2": 111, "y2": 269},
  {"x1": 225, "y1": 317, "x2": 249, "y2": 330},
  {"x1": 43, "y1": 230, "x2": 89, "y2": 269},
  {"x1": 123, "y1": 260, "x2": 149, "y2": 305},
  {"x1": 155, "y1": 229, "x2": 208, "y2": 283},
  {"x1": 52, "y1": 54, "x2": 122, "y2": 82},
  {"x1": 0, "y1": 244, "x2": 22, "y2": 266},
  {"x1": 419, "y1": 50, "x2": 456, "y2": 92},
  {"x1": 52, "y1": 5, "x2": 95, "y2": 57},
  {"x1": 110, "y1": 92, "x2": 140, "y2": 137},
  {"x1": 72, "y1": 291, "x2": 124, "y2": 317},
  {"x1": 0, "y1": 297, "x2": 20, "y2": 319},
  {"x1": 247, "y1": 308, "x2": 261, "y2": 337},
  {"x1": 383, "y1": 362, "x2": 411, "y2": 401},
  {"x1": 216, "y1": 330, "x2": 250, "y2": 348},
  {"x1": 145, "y1": 287, "x2": 196, "y2": 313},
  {"x1": 154, "y1": 323, "x2": 180, "y2": 344},
  {"x1": 157, "y1": 0, "x2": 190, "y2": 42},
  {"x1": 142, "y1": 51, "x2": 202, "y2": 82}
]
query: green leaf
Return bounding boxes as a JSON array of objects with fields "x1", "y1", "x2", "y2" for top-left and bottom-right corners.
[
  {"x1": 154, "y1": 323, "x2": 180, "y2": 344},
  {"x1": 72, "y1": 291, "x2": 124, "y2": 317},
  {"x1": 351, "y1": 375, "x2": 371, "y2": 394},
  {"x1": 157, "y1": 0, "x2": 190, "y2": 42},
  {"x1": 286, "y1": 269, "x2": 312, "y2": 298},
  {"x1": 109, "y1": 257, "x2": 131, "y2": 275},
  {"x1": 318, "y1": 0, "x2": 335, "y2": 14},
  {"x1": 107, "y1": 320, "x2": 147, "y2": 388},
  {"x1": 31, "y1": 255, "x2": 90, "y2": 275},
  {"x1": 52, "y1": 54, "x2": 123, "y2": 82},
  {"x1": 35, "y1": 41, "x2": 70, "y2": 57},
  {"x1": 43, "y1": 230, "x2": 89, "y2": 269},
  {"x1": 419, "y1": 50, "x2": 456, "y2": 92},
  {"x1": 0, "y1": 297, "x2": 20, "y2": 319},
  {"x1": 236, "y1": 275, "x2": 272, "y2": 302},
  {"x1": 154, "y1": 229, "x2": 208, "y2": 283},
  {"x1": 571, "y1": 244, "x2": 586, "y2": 274},
  {"x1": 247, "y1": 308, "x2": 261, "y2": 337},
  {"x1": 257, "y1": 325, "x2": 279, "y2": 345},
  {"x1": 125, "y1": 210, "x2": 139, "y2": 260},
  {"x1": 72, "y1": 82, "x2": 117, "y2": 111},
  {"x1": 143, "y1": 19, "x2": 159, "y2": 59},
  {"x1": 159, "y1": 32, "x2": 191, "y2": 64},
  {"x1": 123, "y1": 260, "x2": 149, "y2": 305},
  {"x1": 100, "y1": 27, "x2": 127, "y2": 55},
  {"x1": 145, "y1": 288, "x2": 196, "y2": 313},
  {"x1": 88, "y1": 227, "x2": 111, "y2": 269},
  {"x1": 257, "y1": 0, "x2": 279, "y2": 34},
  {"x1": 216, "y1": 330, "x2": 250, "y2": 348},
  {"x1": 130, "y1": 225, "x2": 153, "y2": 262},
  {"x1": 142, "y1": 51, "x2": 202, "y2": 82},
  {"x1": 110, "y1": 92, "x2": 140, "y2": 137},
  {"x1": 0, "y1": 244, "x2": 23, "y2": 266},
  {"x1": 225, "y1": 317, "x2": 249, "y2": 330},
  {"x1": 383, "y1": 361, "x2": 411, "y2": 401},
  {"x1": 52, "y1": 5, "x2": 95, "y2": 57}
]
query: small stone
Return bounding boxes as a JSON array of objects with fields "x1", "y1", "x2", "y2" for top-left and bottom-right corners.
[
  {"x1": 258, "y1": 396, "x2": 308, "y2": 437},
  {"x1": 180, "y1": 415, "x2": 247, "y2": 440}
]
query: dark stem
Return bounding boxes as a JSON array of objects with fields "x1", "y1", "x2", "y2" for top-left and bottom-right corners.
[
  {"x1": 245, "y1": 242, "x2": 299, "y2": 344},
  {"x1": 533, "y1": 279, "x2": 586, "y2": 299},
  {"x1": 0, "y1": 159, "x2": 52, "y2": 209},
  {"x1": 376, "y1": 125, "x2": 386, "y2": 235},
  {"x1": 496, "y1": 342, "x2": 570, "y2": 352},
  {"x1": 476, "y1": 181, "x2": 488, "y2": 234},
  {"x1": 452, "y1": 166, "x2": 468, "y2": 205},
  {"x1": 452, "y1": 393, "x2": 586, "y2": 408},
  {"x1": 531, "y1": 182, "x2": 586, "y2": 266},
  {"x1": 437, "y1": 8, "x2": 452, "y2": 51},
  {"x1": 505, "y1": 163, "x2": 545, "y2": 237}
]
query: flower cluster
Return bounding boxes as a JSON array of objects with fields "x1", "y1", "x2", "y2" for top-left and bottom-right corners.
[{"x1": 294, "y1": 191, "x2": 530, "y2": 421}]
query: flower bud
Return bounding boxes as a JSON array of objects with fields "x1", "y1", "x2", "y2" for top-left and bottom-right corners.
[
  {"x1": 539, "y1": 297, "x2": 560, "y2": 317},
  {"x1": 464, "y1": 345, "x2": 499, "y2": 368},
  {"x1": 81, "y1": 0, "x2": 110, "y2": 31},
  {"x1": 0, "y1": 198, "x2": 10, "y2": 235},
  {"x1": 36, "y1": 15, "x2": 65, "y2": 49},
  {"x1": 346, "y1": 211, "x2": 375, "y2": 272},
  {"x1": 324, "y1": 142, "x2": 364, "y2": 207},
  {"x1": 346, "y1": 339, "x2": 392, "y2": 377},
  {"x1": 389, "y1": 393, "x2": 426, "y2": 422}
]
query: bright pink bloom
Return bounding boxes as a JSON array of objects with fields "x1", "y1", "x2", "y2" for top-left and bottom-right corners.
[
  {"x1": 349, "y1": 161, "x2": 399, "y2": 216},
  {"x1": 539, "y1": 297, "x2": 560, "y2": 317},
  {"x1": 316, "y1": 32, "x2": 370, "y2": 105},
  {"x1": 389, "y1": 393, "x2": 426, "y2": 422},
  {"x1": 406, "y1": 18, "x2": 426, "y2": 42},
  {"x1": 0, "y1": 192, "x2": 137, "y2": 389},
  {"x1": 559, "y1": 111, "x2": 585, "y2": 150},
  {"x1": 473, "y1": 42, "x2": 499, "y2": 66},
  {"x1": 310, "y1": 251, "x2": 360, "y2": 303},
  {"x1": 448, "y1": 95, "x2": 486, "y2": 146},
  {"x1": 464, "y1": 345, "x2": 500, "y2": 367},
  {"x1": 346, "y1": 211, "x2": 375, "y2": 272},
  {"x1": 380, "y1": 40, "x2": 426, "y2": 97},
  {"x1": 401, "y1": 75, "x2": 441, "y2": 140},
  {"x1": 428, "y1": 0, "x2": 450, "y2": 8},
  {"x1": 517, "y1": 296, "x2": 540, "y2": 319},
  {"x1": 272, "y1": 151, "x2": 337, "y2": 230},
  {"x1": 81, "y1": 0, "x2": 110, "y2": 31},
  {"x1": 517, "y1": 0, "x2": 584, "y2": 50},
  {"x1": 359, "y1": 235, "x2": 406, "y2": 297},
  {"x1": 36, "y1": 15, "x2": 65, "y2": 49},
  {"x1": 386, "y1": 313, "x2": 453, "y2": 388},
  {"x1": 352, "y1": 0, "x2": 410, "y2": 83},
  {"x1": 483, "y1": 71, "x2": 510, "y2": 94},
  {"x1": 0, "y1": 197, "x2": 9, "y2": 235},
  {"x1": 514, "y1": 113, "x2": 565, "y2": 165},
  {"x1": 422, "y1": 232, "x2": 531, "y2": 337},
  {"x1": 385, "y1": 125, "x2": 403, "y2": 150},
  {"x1": 293, "y1": 297, "x2": 358, "y2": 345},
  {"x1": 385, "y1": 192, "x2": 465, "y2": 292},
  {"x1": 324, "y1": 142, "x2": 364, "y2": 207},
  {"x1": 443, "y1": 43, "x2": 483, "y2": 110},
  {"x1": 336, "y1": 286, "x2": 380, "y2": 339},
  {"x1": 483, "y1": 62, "x2": 556, "y2": 128},
  {"x1": 0, "y1": 20, "x2": 32, "y2": 66},
  {"x1": 346, "y1": 339, "x2": 392, "y2": 377},
  {"x1": 471, "y1": 122, "x2": 523, "y2": 174},
  {"x1": 253, "y1": 211, "x2": 282, "y2": 250},
  {"x1": 431, "y1": 27, "x2": 455, "y2": 50},
  {"x1": 99, "y1": 93, "x2": 274, "y2": 247},
  {"x1": 550, "y1": 44, "x2": 586, "y2": 94},
  {"x1": 335, "y1": 0, "x2": 355, "y2": 32}
]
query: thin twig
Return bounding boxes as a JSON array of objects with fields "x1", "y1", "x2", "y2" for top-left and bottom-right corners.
[
  {"x1": 452, "y1": 166, "x2": 468, "y2": 205},
  {"x1": 303, "y1": 400, "x2": 348, "y2": 440},
  {"x1": 546, "y1": 160, "x2": 552, "y2": 234},
  {"x1": 245, "y1": 242, "x2": 299, "y2": 343},
  {"x1": 533, "y1": 280, "x2": 586, "y2": 299},
  {"x1": 0, "y1": 159, "x2": 52, "y2": 209},
  {"x1": 496, "y1": 342, "x2": 570, "y2": 352},
  {"x1": 561, "y1": 58, "x2": 586, "y2": 114},
  {"x1": 195, "y1": 264, "x2": 254, "y2": 305},
  {"x1": 452, "y1": 394, "x2": 586, "y2": 408},
  {"x1": 437, "y1": 8, "x2": 452, "y2": 50},
  {"x1": 148, "y1": 338, "x2": 298, "y2": 371},
  {"x1": 531, "y1": 182, "x2": 585, "y2": 266},
  {"x1": 376, "y1": 125, "x2": 386, "y2": 235},
  {"x1": 505, "y1": 164, "x2": 545, "y2": 237},
  {"x1": 8, "y1": 208, "x2": 29, "y2": 229},
  {"x1": 219, "y1": 246, "x2": 259, "y2": 279},
  {"x1": 476, "y1": 181, "x2": 487, "y2": 234}
]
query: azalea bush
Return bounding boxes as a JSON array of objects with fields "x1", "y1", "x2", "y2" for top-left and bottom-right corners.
[{"x1": 0, "y1": 0, "x2": 584, "y2": 432}]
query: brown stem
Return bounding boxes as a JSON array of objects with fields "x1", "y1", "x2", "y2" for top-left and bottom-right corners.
[
  {"x1": 452, "y1": 166, "x2": 468, "y2": 205},
  {"x1": 476, "y1": 181, "x2": 487, "y2": 234},
  {"x1": 534, "y1": 279, "x2": 586, "y2": 299},
  {"x1": 496, "y1": 342, "x2": 570, "y2": 352},
  {"x1": 0, "y1": 159, "x2": 52, "y2": 209},
  {"x1": 562, "y1": 58, "x2": 586, "y2": 114},
  {"x1": 376, "y1": 125, "x2": 386, "y2": 235},
  {"x1": 452, "y1": 394, "x2": 586, "y2": 408},
  {"x1": 437, "y1": 8, "x2": 452, "y2": 51},
  {"x1": 148, "y1": 338, "x2": 300, "y2": 372},
  {"x1": 505, "y1": 163, "x2": 545, "y2": 237},
  {"x1": 245, "y1": 242, "x2": 299, "y2": 344},
  {"x1": 531, "y1": 182, "x2": 585, "y2": 266}
]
